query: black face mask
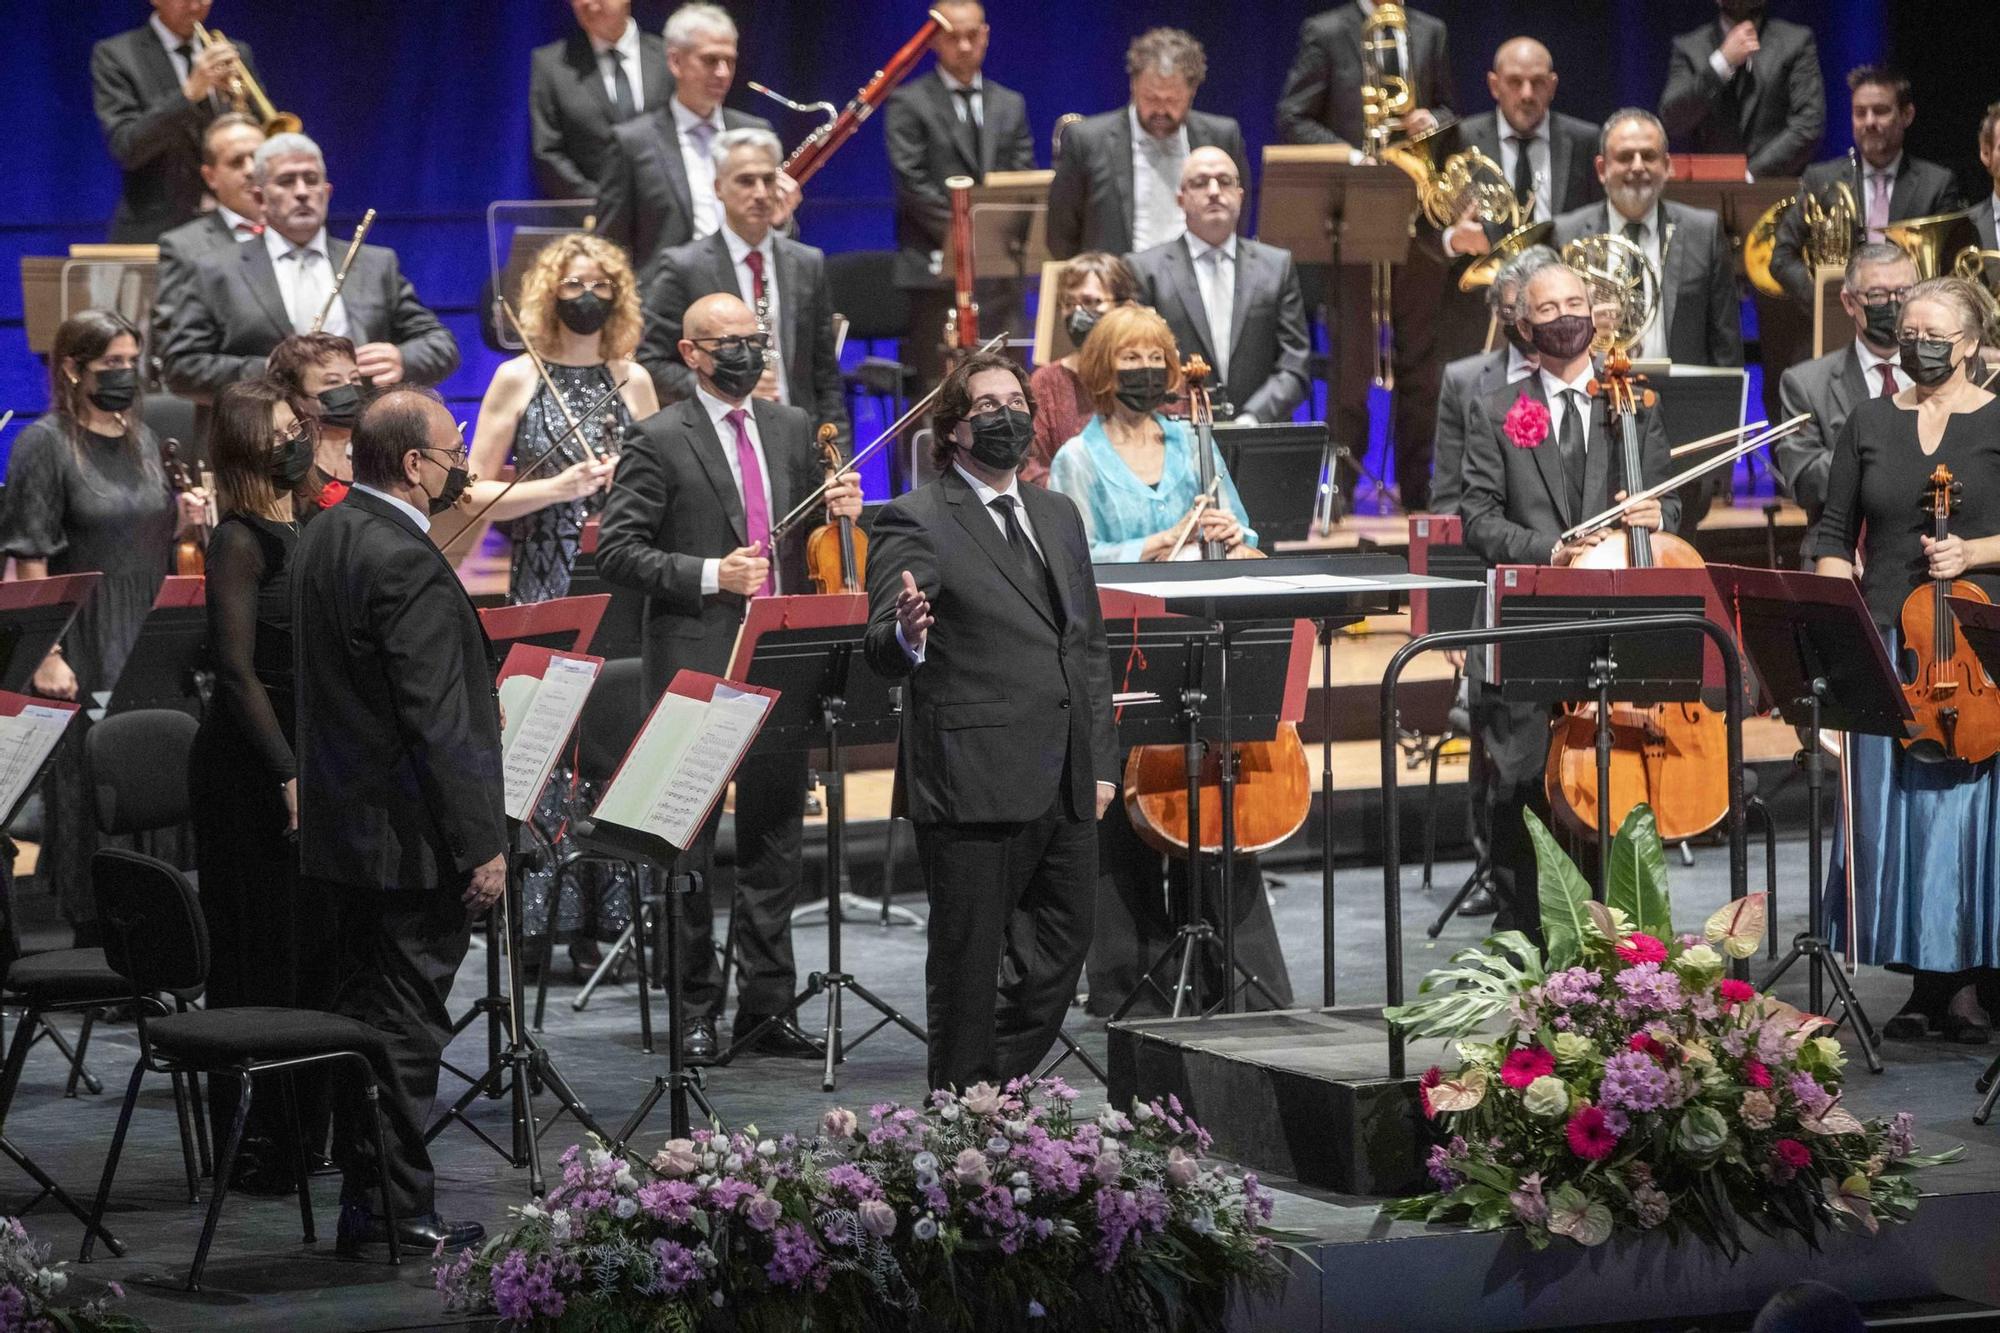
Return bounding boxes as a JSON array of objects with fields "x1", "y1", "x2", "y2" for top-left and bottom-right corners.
[
  {"x1": 704, "y1": 340, "x2": 767, "y2": 400},
  {"x1": 555, "y1": 292, "x2": 612, "y2": 336},
  {"x1": 965, "y1": 407, "x2": 1034, "y2": 471},
  {"x1": 316, "y1": 383, "x2": 362, "y2": 431},
  {"x1": 86, "y1": 366, "x2": 137, "y2": 414},
  {"x1": 1859, "y1": 300, "x2": 1902, "y2": 351},
  {"x1": 269, "y1": 429, "x2": 316, "y2": 488},
  {"x1": 1114, "y1": 366, "x2": 1171, "y2": 414},
  {"x1": 417, "y1": 450, "x2": 470, "y2": 516},
  {"x1": 1900, "y1": 336, "x2": 1960, "y2": 388},
  {"x1": 1501, "y1": 320, "x2": 1536, "y2": 355},
  {"x1": 1526, "y1": 313, "x2": 1596, "y2": 361},
  {"x1": 1065, "y1": 306, "x2": 1101, "y2": 347}
]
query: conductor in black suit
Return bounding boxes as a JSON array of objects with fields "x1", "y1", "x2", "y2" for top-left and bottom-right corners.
[
  {"x1": 529, "y1": 0, "x2": 672, "y2": 199},
  {"x1": 292, "y1": 387, "x2": 505, "y2": 1255},
  {"x1": 91, "y1": 1, "x2": 262, "y2": 242},
  {"x1": 1458, "y1": 262, "x2": 1675, "y2": 937},
  {"x1": 1659, "y1": 0, "x2": 1823, "y2": 179},
  {"x1": 884, "y1": 0, "x2": 1036, "y2": 394},
  {"x1": 1046, "y1": 28, "x2": 1249, "y2": 261},
  {"x1": 863, "y1": 352, "x2": 1118, "y2": 1091},
  {"x1": 597, "y1": 291, "x2": 861, "y2": 1061}
]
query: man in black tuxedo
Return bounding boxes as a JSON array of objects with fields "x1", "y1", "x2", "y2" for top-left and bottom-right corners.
[
  {"x1": 1459, "y1": 261, "x2": 1675, "y2": 937},
  {"x1": 884, "y1": 0, "x2": 1036, "y2": 393},
  {"x1": 598, "y1": 292, "x2": 861, "y2": 1060},
  {"x1": 151, "y1": 113, "x2": 264, "y2": 350},
  {"x1": 1659, "y1": 0, "x2": 1823, "y2": 179},
  {"x1": 1770, "y1": 67, "x2": 1961, "y2": 310},
  {"x1": 530, "y1": 0, "x2": 673, "y2": 199},
  {"x1": 292, "y1": 387, "x2": 505, "y2": 1256},
  {"x1": 1429, "y1": 245, "x2": 1556, "y2": 518},
  {"x1": 594, "y1": 2, "x2": 795, "y2": 283},
  {"x1": 1275, "y1": 1, "x2": 1453, "y2": 149},
  {"x1": 637, "y1": 129, "x2": 848, "y2": 442},
  {"x1": 161, "y1": 133, "x2": 459, "y2": 435},
  {"x1": 1046, "y1": 28, "x2": 1248, "y2": 261},
  {"x1": 91, "y1": 1, "x2": 262, "y2": 241},
  {"x1": 863, "y1": 352, "x2": 1118, "y2": 1091},
  {"x1": 1126, "y1": 147, "x2": 1311, "y2": 424}
]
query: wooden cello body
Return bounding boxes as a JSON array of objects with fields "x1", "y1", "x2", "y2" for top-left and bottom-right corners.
[{"x1": 1896, "y1": 464, "x2": 2000, "y2": 763}]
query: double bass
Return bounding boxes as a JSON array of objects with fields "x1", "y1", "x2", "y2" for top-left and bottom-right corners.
[
  {"x1": 806, "y1": 424, "x2": 868, "y2": 594},
  {"x1": 1897, "y1": 464, "x2": 2000, "y2": 762}
]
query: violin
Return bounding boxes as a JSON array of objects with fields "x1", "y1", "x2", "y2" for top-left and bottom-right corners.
[
  {"x1": 1543, "y1": 347, "x2": 1731, "y2": 843},
  {"x1": 162, "y1": 438, "x2": 207, "y2": 577},
  {"x1": 1124, "y1": 356, "x2": 1312, "y2": 857},
  {"x1": 1896, "y1": 464, "x2": 2000, "y2": 763},
  {"x1": 805, "y1": 424, "x2": 867, "y2": 594}
]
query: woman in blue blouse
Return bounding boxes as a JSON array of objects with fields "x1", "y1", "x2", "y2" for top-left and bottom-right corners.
[{"x1": 1047, "y1": 302, "x2": 1292, "y2": 1016}]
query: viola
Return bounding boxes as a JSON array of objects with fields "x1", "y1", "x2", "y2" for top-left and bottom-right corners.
[
  {"x1": 162, "y1": 438, "x2": 207, "y2": 577},
  {"x1": 1896, "y1": 464, "x2": 2000, "y2": 763},
  {"x1": 805, "y1": 424, "x2": 867, "y2": 595}
]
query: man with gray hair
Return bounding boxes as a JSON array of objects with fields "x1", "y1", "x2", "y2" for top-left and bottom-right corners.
[
  {"x1": 595, "y1": 2, "x2": 797, "y2": 281},
  {"x1": 160, "y1": 131, "x2": 458, "y2": 448},
  {"x1": 1429, "y1": 245, "x2": 1559, "y2": 517},
  {"x1": 1046, "y1": 27, "x2": 1248, "y2": 260}
]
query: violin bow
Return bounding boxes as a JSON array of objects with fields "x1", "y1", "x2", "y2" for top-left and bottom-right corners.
[
  {"x1": 435, "y1": 379, "x2": 627, "y2": 549},
  {"x1": 1560, "y1": 415, "x2": 1809, "y2": 544},
  {"x1": 500, "y1": 295, "x2": 612, "y2": 464},
  {"x1": 1163, "y1": 477, "x2": 1222, "y2": 562}
]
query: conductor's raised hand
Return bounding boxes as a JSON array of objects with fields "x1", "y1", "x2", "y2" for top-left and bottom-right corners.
[
  {"x1": 463, "y1": 852, "x2": 507, "y2": 915},
  {"x1": 719, "y1": 542, "x2": 770, "y2": 596},
  {"x1": 896, "y1": 569, "x2": 934, "y2": 653}
]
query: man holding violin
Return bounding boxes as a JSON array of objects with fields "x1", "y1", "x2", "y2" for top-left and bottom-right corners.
[{"x1": 597, "y1": 291, "x2": 860, "y2": 1062}]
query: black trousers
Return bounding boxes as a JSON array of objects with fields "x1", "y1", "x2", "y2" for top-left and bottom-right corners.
[
  {"x1": 1470, "y1": 681, "x2": 1556, "y2": 944},
  {"x1": 913, "y1": 796, "x2": 1096, "y2": 1092},
  {"x1": 1333, "y1": 246, "x2": 1451, "y2": 509},
  {"x1": 315, "y1": 876, "x2": 472, "y2": 1219},
  {"x1": 676, "y1": 748, "x2": 808, "y2": 1018}
]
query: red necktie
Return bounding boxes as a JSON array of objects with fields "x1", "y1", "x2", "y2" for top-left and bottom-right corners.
[
  {"x1": 1878, "y1": 364, "x2": 1898, "y2": 398},
  {"x1": 726, "y1": 408, "x2": 774, "y2": 596},
  {"x1": 744, "y1": 248, "x2": 767, "y2": 304},
  {"x1": 233, "y1": 221, "x2": 263, "y2": 237}
]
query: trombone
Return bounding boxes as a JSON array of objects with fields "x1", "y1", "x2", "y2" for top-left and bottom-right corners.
[{"x1": 192, "y1": 22, "x2": 301, "y2": 136}]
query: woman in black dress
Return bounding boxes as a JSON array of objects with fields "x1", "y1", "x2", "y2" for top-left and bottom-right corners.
[
  {"x1": 0, "y1": 310, "x2": 201, "y2": 944},
  {"x1": 1809, "y1": 275, "x2": 2000, "y2": 1042}
]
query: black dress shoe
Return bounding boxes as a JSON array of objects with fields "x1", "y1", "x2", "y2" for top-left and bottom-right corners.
[
  {"x1": 334, "y1": 1203, "x2": 484, "y2": 1255},
  {"x1": 1458, "y1": 885, "x2": 1499, "y2": 917},
  {"x1": 681, "y1": 1015, "x2": 717, "y2": 1062},
  {"x1": 1882, "y1": 1010, "x2": 1934, "y2": 1041},
  {"x1": 732, "y1": 1012, "x2": 825, "y2": 1060}
]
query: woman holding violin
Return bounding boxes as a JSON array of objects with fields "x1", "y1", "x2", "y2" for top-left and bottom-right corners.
[
  {"x1": 1810, "y1": 275, "x2": 2000, "y2": 1044},
  {"x1": 1046, "y1": 302, "x2": 1294, "y2": 1016},
  {"x1": 0, "y1": 310, "x2": 203, "y2": 945}
]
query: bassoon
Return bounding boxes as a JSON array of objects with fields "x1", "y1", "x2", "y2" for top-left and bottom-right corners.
[
  {"x1": 777, "y1": 11, "x2": 950, "y2": 187},
  {"x1": 943, "y1": 174, "x2": 978, "y2": 351}
]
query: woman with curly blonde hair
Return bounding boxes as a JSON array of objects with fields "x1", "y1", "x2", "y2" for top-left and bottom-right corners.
[{"x1": 466, "y1": 232, "x2": 659, "y2": 602}]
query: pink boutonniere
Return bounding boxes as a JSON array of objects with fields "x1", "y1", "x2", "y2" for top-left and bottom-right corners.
[{"x1": 1503, "y1": 395, "x2": 1551, "y2": 449}]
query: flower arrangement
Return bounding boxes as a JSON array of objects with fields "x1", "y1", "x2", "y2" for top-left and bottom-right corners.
[
  {"x1": 1382, "y1": 806, "x2": 1958, "y2": 1253},
  {"x1": 436, "y1": 1076, "x2": 1295, "y2": 1331},
  {"x1": 1503, "y1": 395, "x2": 1551, "y2": 449},
  {"x1": 0, "y1": 1215, "x2": 143, "y2": 1331}
]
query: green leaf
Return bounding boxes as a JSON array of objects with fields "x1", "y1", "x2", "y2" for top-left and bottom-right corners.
[
  {"x1": 1607, "y1": 804, "x2": 1672, "y2": 939},
  {"x1": 1382, "y1": 933, "x2": 1547, "y2": 1039},
  {"x1": 1527, "y1": 808, "x2": 1594, "y2": 969}
]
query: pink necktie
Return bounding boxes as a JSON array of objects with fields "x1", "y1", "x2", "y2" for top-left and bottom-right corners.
[
  {"x1": 1867, "y1": 173, "x2": 1890, "y2": 240},
  {"x1": 726, "y1": 408, "x2": 774, "y2": 596}
]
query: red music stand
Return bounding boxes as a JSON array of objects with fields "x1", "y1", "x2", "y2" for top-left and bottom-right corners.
[
  {"x1": 0, "y1": 575, "x2": 100, "y2": 696},
  {"x1": 478, "y1": 592, "x2": 611, "y2": 662}
]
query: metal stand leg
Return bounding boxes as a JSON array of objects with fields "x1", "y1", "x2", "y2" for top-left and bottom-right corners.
[
  {"x1": 1318, "y1": 618, "x2": 1338, "y2": 1007},
  {"x1": 615, "y1": 872, "x2": 720, "y2": 1149},
  {"x1": 1976, "y1": 1052, "x2": 2000, "y2": 1125}
]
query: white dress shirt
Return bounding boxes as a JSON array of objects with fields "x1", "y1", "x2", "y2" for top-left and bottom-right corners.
[
  {"x1": 672, "y1": 97, "x2": 727, "y2": 239},
  {"x1": 1539, "y1": 363, "x2": 1597, "y2": 456},
  {"x1": 589, "y1": 18, "x2": 645, "y2": 114},
  {"x1": 265, "y1": 225, "x2": 350, "y2": 338},
  {"x1": 1506, "y1": 344, "x2": 1537, "y2": 384},
  {"x1": 695, "y1": 384, "x2": 778, "y2": 595},
  {"x1": 1184, "y1": 231, "x2": 1237, "y2": 381},
  {"x1": 722, "y1": 225, "x2": 786, "y2": 405},
  {"x1": 1854, "y1": 336, "x2": 1912, "y2": 397},
  {"x1": 151, "y1": 13, "x2": 194, "y2": 83},
  {"x1": 1500, "y1": 115, "x2": 1552, "y2": 223},
  {"x1": 217, "y1": 204, "x2": 259, "y2": 240},
  {"x1": 351, "y1": 483, "x2": 431, "y2": 534},
  {"x1": 938, "y1": 68, "x2": 984, "y2": 130},
  {"x1": 1990, "y1": 191, "x2": 2000, "y2": 237},
  {"x1": 1129, "y1": 105, "x2": 1190, "y2": 253},
  {"x1": 1613, "y1": 205, "x2": 1669, "y2": 361}
]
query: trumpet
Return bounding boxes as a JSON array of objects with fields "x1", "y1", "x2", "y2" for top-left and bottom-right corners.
[{"x1": 192, "y1": 22, "x2": 300, "y2": 136}]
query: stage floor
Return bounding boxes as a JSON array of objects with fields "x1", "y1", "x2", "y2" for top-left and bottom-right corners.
[{"x1": 5, "y1": 831, "x2": 1996, "y2": 1332}]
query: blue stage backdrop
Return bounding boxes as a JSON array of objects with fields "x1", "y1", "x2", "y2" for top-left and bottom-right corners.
[{"x1": 1, "y1": 0, "x2": 1902, "y2": 482}]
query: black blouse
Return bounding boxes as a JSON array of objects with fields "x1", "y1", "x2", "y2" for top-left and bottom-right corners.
[
  {"x1": 202, "y1": 513, "x2": 298, "y2": 780},
  {"x1": 1806, "y1": 395, "x2": 2000, "y2": 628}
]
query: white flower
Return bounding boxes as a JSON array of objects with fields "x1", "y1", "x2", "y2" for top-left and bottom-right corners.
[
  {"x1": 962, "y1": 1082, "x2": 1004, "y2": 1115},
  {"x1": 520, "y1": 1202, "x2": 547, "y2": 1222},
  {"x1": 941, "y1": 1104, "x2": 961, "y2": 1122},
  {"x1": 1027, "y1": 1299, "x2": 1047, "y2": 1318},
  {"x1": 1133, "y1": 1102, "x2": 1156, "y2": 1123},
  {"x1": 1551, "y1": 1032, "x2": 1596, "y2": 1067},
  {"x1": 1676, "y1": 944, "x2": 1723, "y2": 974},
  {"x1": 613, "y1": 1197, "x2": 639, "y2": 1220},
  {"x1": 986, "y1": 1135, "x2": 1011, "y2": 1155},
  {"x1": 913, "y1": 1152, "x2": 940, "y2": 1174},
  {"x1": 1522, "y1": 1075, "x2": 1571, "y2": 1119},
  {"x1": 1096, "y1": 1106, "x2": 1133, "y2": 1134},
  {"x1": 1189, "y1": 1208, "x2": 1216, "y2": 1235},
  {"x1": 588, "y1": 1147, "x2": 613, "y2": 1171},
  {"x1": 1010, "y1": 1171, "x2": 1030, "y2": 1187},
  {"x1": 550, "y1": 1210, "x2": 573, "y2": 1242},
  {"x1": 913, "y1": 1215, "x2": 940, "y2": 1241},
  {"x1": 612, "y1": 1165, "x2": 637, "y2": 1193},
  {"x1": 1013, "y1": 1186, "x2": 1031, "y2": 1204}
]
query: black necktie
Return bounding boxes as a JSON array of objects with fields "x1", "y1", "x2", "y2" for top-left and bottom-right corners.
[
  {"x1": 606, "y1": 49, "x2": 636, "y2": 121},
  {"x1": 1509, "y1": 135, "x2": 1535, "y2": 207},
  {"x1": 954, "y1": 87, "x2": 983, "y2": 169},
  {"x1": 991, "y1": 494, "x2": 1063, "y2": 618},
  {"x1": 1558, "y1": 389, "x2": 1587, "y2": 518},
  {"x1": 1623, "y1": 219, "x2": 1653, "y2": 306}
]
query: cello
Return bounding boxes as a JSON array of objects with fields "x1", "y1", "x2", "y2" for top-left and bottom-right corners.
[
  {"x1": 1123, "y1": 357, "x2": 1312, "y2": 856},
  {"x1": 1897, "y1": 464, "x2": 2000, "y2": 762},
  {"x1": 806, "y1": 424, "x2": 868, "y2": 594}
]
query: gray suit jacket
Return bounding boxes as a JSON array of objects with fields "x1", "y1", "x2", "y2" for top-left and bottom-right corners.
[
  {"x1": 594, "y1": 103, "x2": 777, "y2": 281},
  {"x1": 1775, "y1": 343, "x2": 1872, "y2": 531},
  {"x1": 1045, "y1": 108, "x2": 1248, "y2": 260},
  {"x1": 1771, "y1": 155, "x2": 1962, "y2": 307},
  {"x1": 884, "y1": 70, "x2": 1036, "y2": 289},
  {"x1": 636, "y1": 230, "x2": 850, "y2": 441},
  {"x1": 1553, "y1": 199, "x2": 1743, "y2": 368},
  {"x1": 1276, "y1": 3, "x2": 1454, "y2": 147},
  {"x1": 1659, "y1": 16, "x2": 1823, "y2": 179},
  {"x1": 1126, "y1": 235, "x2": 1311, "y2": 423},
  {"x1": 529, "y1": 26, "x2": 673, "y2": 199},
  {"x1": 152, "y1": 210, "x2": 244, "y2": 354},
  {"x1": 1430, "y1": 348, "x2": 1523, "y2": 517}
]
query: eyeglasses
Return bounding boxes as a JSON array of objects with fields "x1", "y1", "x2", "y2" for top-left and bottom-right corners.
[
  {"x1": 1063, "y1": 296, "x2": 1113, "y2": 315},
  {"x1": 418, "y1": 445, "x2": 468, "y2": 467},
  {"x1": 969, "y1": 393, "x2": 1030, "y2": 415},
  {"x1": 1896, "y1": 329, "x2": 1962, "y2": 347},
  {"x1": 1185, "y1": 172, "x2": 1240, "y2": 191},
  {"x1": 274, "y1": 425, "x2": 315, "y2": 448},
  {"x1": 556, "y1": 279, "x2": 617, "y2": 300},
  {"x1": 693, "y1": 334, "x2": 772, "y2": 355},
  {"x1": 1854, "y1": 286, "x2": 1913, "y2": 306}
]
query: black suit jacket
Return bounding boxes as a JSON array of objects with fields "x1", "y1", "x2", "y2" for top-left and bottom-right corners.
[
  {"x1": 1553, "y1": 199, "x2": 1743, "y2": 367},
  {"x1": 594, "y1": 395, "x2": 821, "y2": 702},
  {"x1": 160, "y1": 234, "x2": 460, "y2": 401},
  {"x1": 635, "y1": 230, "x2": 849, "y2": 439},
  {"x1": 90, "y1": 24, "x2": 261, "y2": 242},
  {"x1": 529, "y1": 26, "x2": 673, "y2": 199},
  {"x1": 1659, "y1": 17, "x2": 1823, "y2": 179},
  {"x1": 594, "y1": 102, "x2": 777, "y2": 281},
  {"x1": 1460, "y1": 371, "x2": 1678, "y2": 568},
  {"x1": 291, "y1": 489, "x2": 506, "y2": 893},
  {"x1": 884, "y1": 70, "x2": 1036, "y2": 289},
  {"x1": 1770, "y1": 155, "x2": 1963, "y2": 307},
  {"x1": 863, "y1": 469, "x2": 1117, "y2": 825},
  {"x1": 1775, "y1": 343, "x2": 1872, "y2": 527},
  {"x1": 1430, "y1": 347, "x2": 1522, "y2": 517},
  {"x1": 1455, "y1": 109, "x2": 1603, "y2": 223},
  {"x1": 1275, "y1": 3, "x2": 1454, "y2": 147},
  {"x1": 1126, "y1": 235, "x2": 1311, "y2": 422},
  {"x1": 1045, "y1": 109, "x2": 1249, "y2": 260}
]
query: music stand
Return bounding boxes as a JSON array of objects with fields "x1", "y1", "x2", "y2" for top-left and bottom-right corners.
[
  {"x1": 715, "y1": 594, "x2": 923, "y2": 1090},
  {"x1": 1939, "y1": 595, "x2": 2000, "y2": 1118},
  {"x1": 103, "y1": 577, "x2": 209, "y2": 716},
  {"x1": 1211, "y1": 423, "x2": 1336, "y2": 545},
  {"x1": 569, "y1": 521, "x2": 644, "y2": 661},
  {"x1": 1407, "y1": 521, "x2": 1493, "y2": 938},
  {"x1": 1710, "y1": 564, "x2": 1909, "y2": 1074},
  {"x1": 0, "y1": 576, "x2": 101, "y2": 695},
  {"x1": 479, "y1": 594, "x2": 610, "y2": 664}
]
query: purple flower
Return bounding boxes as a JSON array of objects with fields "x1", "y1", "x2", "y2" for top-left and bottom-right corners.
[
  {"x1": 1598, "y1": 1050, "x2": 1672, "y2": 1113},
  {"x1": 1613, "y1": 963, "x2": 1684, "y2": 1017},
  {"x1": 1543, "y1": 967, "x2": 1603, "y2": 1008},
  {"x1": 765, "y1": 1222, "x2": 825, "y2": 1291},
  {"x1": 1787, "y1": 1071, "x2": 1833, "y2": 1119},
  {"x1": 637, "y1": 1178, "x2": 699, "y2": 1225},
  {"x1": 1508, "y1": 1172, "x2": 1548, "y2": 1225},
  {"x1": 1885, "y1": 1111, "x2": 1916, "y2": 1160},
  {"x1": 744, "y1": 1193, "x2": 783, "y2": 1232},
  {"x1": 1598, "y1": 1107, "x2": 1631, "y2": 1137},
  {"x1": 705, "y1": 1177, "x2": 757, "y2": 1212},
  {"x1": 823, "y1": 1163, "x2": 881, "y2": 1202},
  {"x1": 1425, "y1": 1139, "x2": 1466, "y2": 1191},
  {"x1": 651, "y1": 1238, "x2": 703, "y2": 1295}
]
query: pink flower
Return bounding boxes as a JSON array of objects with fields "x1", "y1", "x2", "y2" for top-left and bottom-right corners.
[
  {"x1": 1742, "y1": 1058, "x2": 1772, "y2": 1089},
  {"x1": 961, "y1": 1082, "x2": 1003, "y2": 1116},
  {"x1": 1614, "y1": 933, "x2": 1668, "y2": 965},
  {"x1": 857, "y1": 1199, "x2": 897, "y2": 1239},
  {"x1": 1501, "y1": 1046, "x2": 1556, "y2": 1090},
  {"x1": 1771, "y1": 1138, "x2": 1812, "y2": 1181},
  {"x1": 1164, "y1": 1146, "x2": 1198, "y2": 1189},
  {"x1": 1627, "y1": 1033, "x2": 1670, "y2": 1061},
  {"x1": 1419, "y1": 1066, "x2": 1442, "y2": 1118},
  {"x1": 953, "y1": 1148, "x2": 990, "y2": 1188},
  {"x1": 821, "y1": 1107, "x2": 858, "y2": 1139},
  {"x1": 745, "y1": 1193, "x2": 783, "y2": 1232},
  {"x1": 1565, "y1": 1104, "x2": 1621, "y2": 1161},
  {"x1": 1718, "y1": 978, "x2": 1756, "y2": 1007},
  {"x1": 652, "y1": 1138, "x2": 699, "y2": 1177},
  {"x1": 1503, "y1": 395, "x2": 1552, "y2": 449}
]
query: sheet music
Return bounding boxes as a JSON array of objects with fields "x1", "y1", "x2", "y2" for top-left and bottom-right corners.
[
  {"x1": 499, "y1": 655, "x2": 598, "y2": 823},
  {"x1": 0, "y1": 705, "x2": 71, "y2": 822},
  {"x1": 1100, "y1": 572, "x2": 1477, "y2": 599},
  {"x1": 593, "y1": 683, "x2": 771, "y2": 851}
]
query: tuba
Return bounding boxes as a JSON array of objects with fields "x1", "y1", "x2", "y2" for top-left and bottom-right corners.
[
  {"x1": 1886, "y1": 207, "x2": 1980, "y2": 280},
  {"x1": 193, "y1": 23, "x2": 300, "y2": 136},
  {"x1": 1561, "y1": 232, "x2": 1660, "y2": 356}
]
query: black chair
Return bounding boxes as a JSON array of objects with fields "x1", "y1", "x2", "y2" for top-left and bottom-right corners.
[
  {"x1": 825, "y1": 250, "x2": 914, "y2": 431},
  {"x1": 83, "y1": 849, "x2": 401, "y2": 1288}
]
